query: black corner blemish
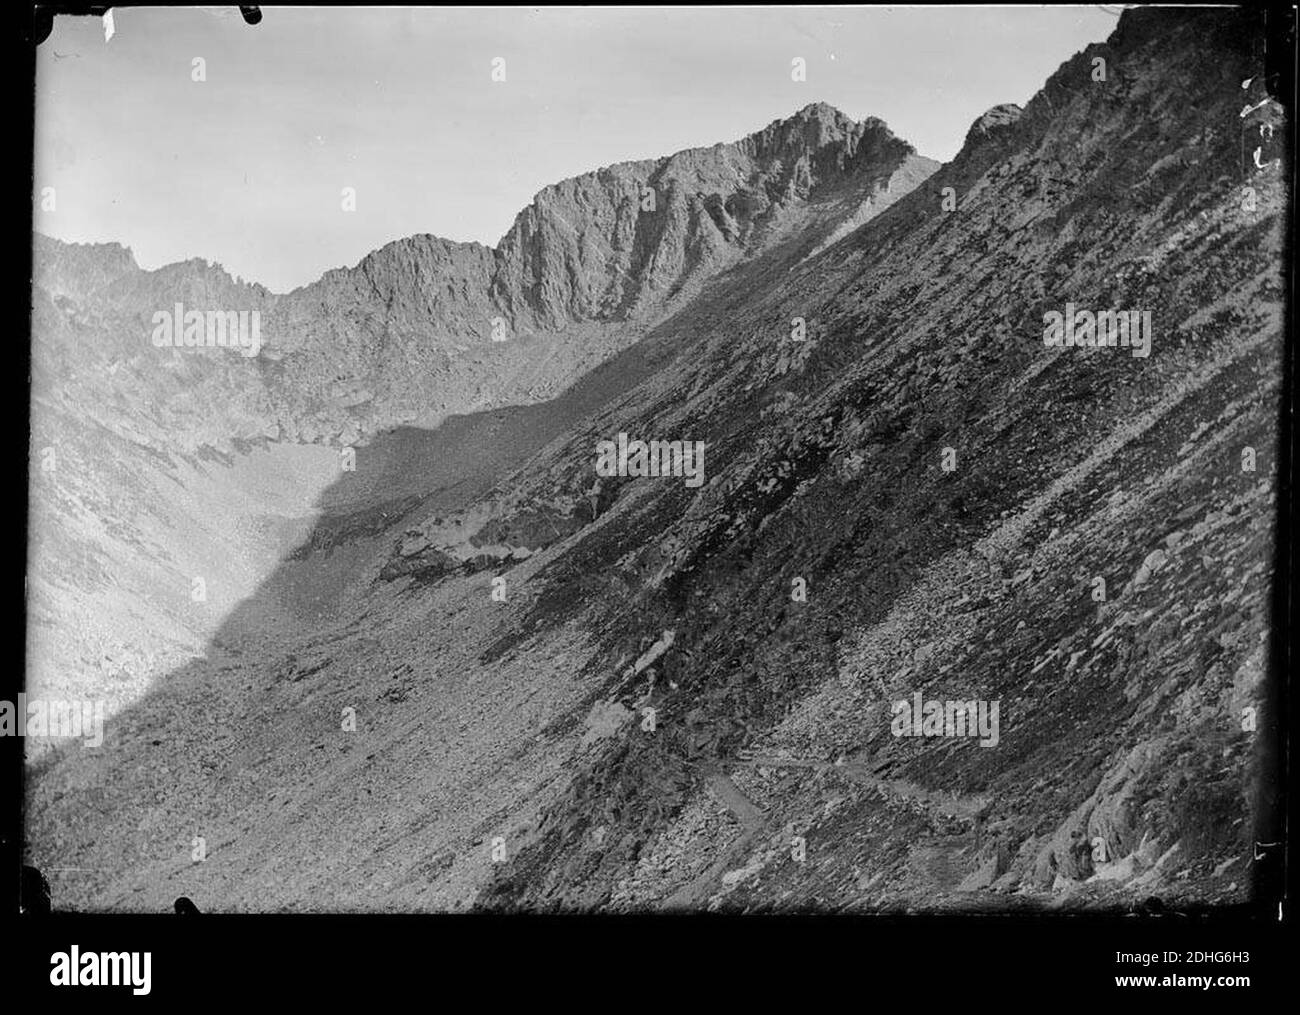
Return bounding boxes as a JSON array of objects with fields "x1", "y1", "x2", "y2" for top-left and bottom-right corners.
[{"x1": 34, "y1": 5, "x2": 263, "y2": 47}]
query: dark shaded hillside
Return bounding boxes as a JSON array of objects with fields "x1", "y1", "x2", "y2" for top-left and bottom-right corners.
[{"x1": 460, "y1": 6, "x2": 1287, "y2": 911}]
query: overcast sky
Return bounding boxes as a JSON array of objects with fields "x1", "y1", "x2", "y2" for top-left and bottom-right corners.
[{"x1": 34, "y1": 6, "x2": 1119, "y2": 293}]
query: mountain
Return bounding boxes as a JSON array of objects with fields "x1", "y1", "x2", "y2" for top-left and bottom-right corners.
[
  {"x1": 25, "y1": 101, "x2": 937, "y2": 755},
  {"x1": 25, "y1": 7, "x2": 1287, "y2": 914},
  {"x1": 33, "y1": 104, "x2": 936, "y2": 450}
]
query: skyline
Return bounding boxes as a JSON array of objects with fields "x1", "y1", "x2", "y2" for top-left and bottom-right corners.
[{"x1": 34, "y1": 6, "x2": 1119, "y2": 292}]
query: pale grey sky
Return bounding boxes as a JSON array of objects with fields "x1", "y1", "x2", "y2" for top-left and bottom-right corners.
[{"x1": 34, "y1": 6, "x2": 1119, "y2": 292}]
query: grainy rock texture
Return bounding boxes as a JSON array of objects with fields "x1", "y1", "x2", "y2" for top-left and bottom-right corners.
[{"x1": 26, "y1": 7, "x2": 1285, "y2": 914}]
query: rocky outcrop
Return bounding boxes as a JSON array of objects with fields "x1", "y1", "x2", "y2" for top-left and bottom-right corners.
[
  {"x1": 31, "y1": 237, "x2": 138, "y2": 302},
  {"x1": 962, "y1": 103, "x2": 1023, "y2": 150}
]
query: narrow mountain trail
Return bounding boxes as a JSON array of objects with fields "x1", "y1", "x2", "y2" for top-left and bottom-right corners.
[
  {"x1": 660, "y1": 770, "x2": 768, "y2": 910},
  {"x1": 730, "y1": 754, "x2": 995, "y2": 824},
  {"x1": 659, "y1": 755, "x2": 995, "y2": 908}
]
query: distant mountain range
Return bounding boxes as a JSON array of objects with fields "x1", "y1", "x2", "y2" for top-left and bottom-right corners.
[{"x1": 34, "y1": 102, "x2": 936, "y2": 449}]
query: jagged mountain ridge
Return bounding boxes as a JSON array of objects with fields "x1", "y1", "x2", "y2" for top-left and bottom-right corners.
[{"x1": 34, "y1": 104, "x2": 935, "y2": 450}]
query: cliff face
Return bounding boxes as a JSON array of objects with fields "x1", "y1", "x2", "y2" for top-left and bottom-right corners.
[
  {"x1": 490, "y1": 104, "x2": 920, "y2": 327},
  {"x1": 26, "y1": 7, "x2": 1287, "y2": 914},
  {"x1": 263, "y1": 104, "x2": 930, "y2": 440}
]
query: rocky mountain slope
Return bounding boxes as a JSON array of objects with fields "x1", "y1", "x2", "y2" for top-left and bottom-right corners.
[
  {"x1": 27, "y1": 102, "x2": 936, "y2": 745},
  {"x1": 25, "y1": 7, "x2": 1287, "y2": 913}
]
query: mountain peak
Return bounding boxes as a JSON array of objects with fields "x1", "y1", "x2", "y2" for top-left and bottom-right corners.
[
  {"x1": 793, "y1": 100, "x2": 855, "y2": 124},
  {"x1": 749, "y1": 100, "x2": 866, "y2": 146},
  {"x1": 739, "y1": 100, "x2": 911, "y2": 167}
]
